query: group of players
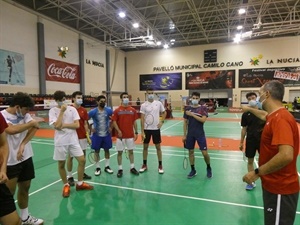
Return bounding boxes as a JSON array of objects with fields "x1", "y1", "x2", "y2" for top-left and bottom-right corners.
[{"x1": 0, "y1": 80, "x2": 299, "y2": 225}]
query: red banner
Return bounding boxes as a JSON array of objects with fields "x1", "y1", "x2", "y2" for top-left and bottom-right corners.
[{"x1": 45, "y1": 58, "x2": 80, "y2": 83}]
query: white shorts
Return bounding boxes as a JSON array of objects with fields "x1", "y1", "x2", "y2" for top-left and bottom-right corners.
[
  {"x1": 79, "y1": 138, "x2": 88, "y2": 150},
  {"x1": 115, "y1": 138, "x2": 135, "y2": 151},
  {"x1": 53, "y1": 144, "x2": 83, "y2": 160}
]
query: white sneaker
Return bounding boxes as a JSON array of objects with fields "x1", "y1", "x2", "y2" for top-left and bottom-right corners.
[
  {"x1": 22, "y1": 215, "x2": 44, "y2": 225},
  {"x1": 95, "y1": 167, "x2": 101, "y2": 176},
  {"x1": 158, "y1": 166, "x2": 164, "y2": 174},
  {"x1": 104, "y1": 166, "x2": 114, "y2": 174},
  {"x1": 139, "y1": 164, "x2": 147, "y2": 173}
]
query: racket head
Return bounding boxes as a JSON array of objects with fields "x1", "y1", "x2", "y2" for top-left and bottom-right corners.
[
  {"x1": 145, "y1": 114, "x2": 154, "y2": 127},
  {"x1": 88, "y1": 150, "x2": 96, "y2": 164},
  {"x1": 183, "y1": 157, "x2": 188, "y2": 170}
]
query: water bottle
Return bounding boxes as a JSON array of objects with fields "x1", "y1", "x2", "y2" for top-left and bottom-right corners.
[{"x1": 218, "y1": 138, "x2": 222, "y2": 148}]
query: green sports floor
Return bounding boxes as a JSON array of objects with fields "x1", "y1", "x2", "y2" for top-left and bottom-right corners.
[{"x1": 18, "y1": 113, "x2": 300, "y2": 225}]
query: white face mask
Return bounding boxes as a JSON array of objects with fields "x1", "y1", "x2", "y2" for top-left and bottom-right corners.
[
  {"x1": 76, "y1": 99, "x2": 83, "y2": 105},
  {"x1": 16, "y1": 108, "x2": 24, "y2": 118},
  {"x1": 57, "y1": 101, "x2": 65, "y2": 106}
]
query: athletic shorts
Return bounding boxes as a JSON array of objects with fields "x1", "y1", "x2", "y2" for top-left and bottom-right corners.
[
  {"x1": 91, "y1": 134, "x2": 112, "y2": 152},
  {"x1": 143, "y1": 130, "x2": 161, "y2": 145},
  {"x1": 0, "y1": 184, "x2": 16, "y2": 217},
  {"x1": 185, "y1": 136, "x2": 208, "y2": 151},
  {"x1": 6, "y1": 157, "x2": 35, "y2": 182},
  {"x1": 79, "y1": 138, "x2": 88, "y2": 151},
  {"x1": 245, "y1": 138, "x2": 260, "y2": 158},
  {"x1": 115, "y1": 138, "x2": 135, "y2": 151},
  {"x1": 53, "y1": 144, "x2": 83, "y2": 161},
  {"x1": 263, "y1": 188, "x2": 299, "y2": 225}
]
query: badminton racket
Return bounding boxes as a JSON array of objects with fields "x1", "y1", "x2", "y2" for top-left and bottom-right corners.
[
  {"x1": 87, "y1": 147, "x2": 97, "y2": 164},
  {"x1": 116, "y1": 138, "x2": 129, "y2": 160},
  {"x1": 183, "y1": 147, "x2": 188, "y2": 170},
  {"x1": 145, "y1": 114, "x2": 154, "y2": 128}
]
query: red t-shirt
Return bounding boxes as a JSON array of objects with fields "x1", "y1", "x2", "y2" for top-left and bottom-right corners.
[
  {"x1": 73, "y1": 106, "x2": 88, "y2": 139},
  {"x1": 259, "y1": 108, "x2": 299, "y2": 194},
  {"x1": 111, "y1": 106, "x2": 138, "y2": 138},
  {"x1": 0, "y1": 113, "x2": 8, "y2": 133}
]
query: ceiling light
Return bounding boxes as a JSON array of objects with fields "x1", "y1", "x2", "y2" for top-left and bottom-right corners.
[
  {"x1": 148, "y1": 35, "x2": 153, "y2": 40},
  {"x1": 133, "y1": 23, "x2": 139, "y2": 28},
  {"x1": 169, "y1": 23, "x2": 175, "y2": 30},
  {"x1": 237, "y1": 25, "x2": 243, "y2": 30},
  {"x1": 170, "y1": 39, "x2": 175, "y2": 42},
  {"x1": 238, "y1": 8, "x2": 246, "y2": 14},
  {"x1": 163, "y1": 44, "x2": 169, "y2": 49},
  {"x1": 233, "y1": 34, "x2": 241, "y2": 43},
  {"x1": 119, "y1": 12, "x2": 126, "y2": 18},
  {"x1": 156, "y1": 41, "x2": 162, "y2": 46}
]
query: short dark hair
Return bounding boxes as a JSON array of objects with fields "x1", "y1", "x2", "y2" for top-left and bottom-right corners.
[
  {"x1": 96, "y1": 95, "x2": 106, "y2": 102},
  {"x1": 72, "y1": 91, "x2": 83, "y2": 98},
  {"x1": 9, "y1": 92, "x2": 35, "y2": 108},
  {"x1": 53, "y1": 91, "x2": 66, "y2": 101},
  {"x1": 246, "y1": 92, "x2": 257, "y2": 99},
  {"x1": 120, "y1": 92, "x2": 128, "y2": 99},
  {"x1": 191, "y1": 92, "x2": 200, "y2": 98}
]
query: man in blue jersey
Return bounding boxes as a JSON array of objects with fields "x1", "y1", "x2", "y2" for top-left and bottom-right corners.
[
  {"x1": 88, "y1": 95, "x2": 114, "y2": 176},
  {"x1": 182, "y1": 91, "x2": 212, "y2": 179}
]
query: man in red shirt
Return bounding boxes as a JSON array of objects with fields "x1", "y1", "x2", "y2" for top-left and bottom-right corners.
[
  {"x1": 111, "y1": 92, "x2": 139, "y2": 178},
  {"x1": 67, "y1": 91, "x2": 91, "y2": 186},
  {"x1": 242, "y1": 80, "x2": 299, "y2": 225},
  {"x1": 0, "y1": 113, "x2": 21, "y2": 225}
]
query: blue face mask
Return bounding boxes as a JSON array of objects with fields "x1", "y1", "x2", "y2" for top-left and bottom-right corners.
[
  {"x1": 57, "y1": 101, "x2": 65, "y2": 106},
  {"x1": 16, "y1": 109, "x2": 24, "y2": 118},
  {"x1": 248, "y1": 100, "x2": 257, "y2": 107},
  {"x1": 256, "y1": 94, "x2": 266, "y2": 110},
  {"x1": 123, "y1": 98, "x2": 129, "y2": 105},
  {"x1": 191, "y1": 99, "x2": 199, "y2": 105}
]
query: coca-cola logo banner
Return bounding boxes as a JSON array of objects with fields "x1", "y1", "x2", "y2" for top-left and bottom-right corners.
[{"x1": 45, "y1": 58, "x2": 80, "y2": 83}]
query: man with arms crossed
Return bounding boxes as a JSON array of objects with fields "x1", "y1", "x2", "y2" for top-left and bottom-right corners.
[
  {"x1": 1, "y1": 92, "x2": 43, "y2": 224},
  {"x1": 49, "y1": 91, "x2": 93, "y2": 198},
  {"x1": 139, "y1": 88, "x2": 166, "y2": 174},
  {"x1": 0, "y1": 113, "x2": 21, "y2": 225},
  {"x1": 242, "y1": 80, "x2": 299, "y2": 225},
  {"x1": 67, "y1": 91, "x2": 91, "y2": 186}
]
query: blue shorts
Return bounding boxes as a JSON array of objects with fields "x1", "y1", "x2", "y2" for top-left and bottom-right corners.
[
  {"x1": 91, "y1": 134, "x2": 112, "y2": 151},
  {"x1": 185, "y1": 136, "x2": 208, "y2": 151}
]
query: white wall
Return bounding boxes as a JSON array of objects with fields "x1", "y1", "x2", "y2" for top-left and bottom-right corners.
[{"x1": 126, "y1": 36, "x2": 300, "y2": 107}]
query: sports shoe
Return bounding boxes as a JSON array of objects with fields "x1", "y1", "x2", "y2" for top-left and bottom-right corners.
[
  {"x1": 95, "y1": 167, "x2": 101, "y2": 176},
  {"x1": 67, "y1": 177, "x2": 75, "y2": 186},
  {"x1": 130, "y1": 168, "x2": 139, "y2": 175},
  {"x1": 83, "y1": 173, "x2": 92, "y2": 180},
  {"x1": 158, "y1": 165, "x2": 164, "y2": 174},
  {"x1": 62, "y1": 184, "x2": 70, "y2": 198},
  {"x1": 187, "y1": 170, "x2": 197, "y2": 179},
  {"x1": 139, "y1": 164, "x2": 147, "y2": 173},
  {"x1": 22, "y1": 214, "x2": 44, "y2": 225},
  {"x1": 76, "y1": 182, "x2": 94, "y2": 191},
  {"x1": 206, "y1": 167, "x2": 213, "y2": 178},
  {"x1": 245, "y1": 182, "x2": 256, "y2": 191},
  {"x1": 104, "y1": 166, "x2": 114, "y2": 174},
  {"x1": 117, "y1": 169, "x2": 123, "y2": 178}
]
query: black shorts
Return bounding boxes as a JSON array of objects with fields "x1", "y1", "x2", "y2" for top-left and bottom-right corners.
[
  {"x1": 143, "y1": 130, "x2": 161, "y2": 145},
  {"x1": 263, "y1": 188, "x2": 299, "y2": 225},
  {"x1": 0, "y1": 184, "x2": 16, "y2": 217},
  {"x1": 6, "y1": 157, "x2": 35, "y2": 182},
  {"x1": 245, "y1": 138, "x2": 260, "y2": 158}
]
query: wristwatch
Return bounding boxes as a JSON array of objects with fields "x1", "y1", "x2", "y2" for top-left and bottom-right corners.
[
  {"x1": 254, "y1": 168, "x2": 259, "y2": 175},
  {"x1": 135, "y1": 132, "x2": 138, "y2": 134}
]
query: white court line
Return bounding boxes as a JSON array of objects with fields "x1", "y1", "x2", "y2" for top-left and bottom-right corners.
[{"x1": 160, "y1": 120, "x2": 183, "y2": 132}]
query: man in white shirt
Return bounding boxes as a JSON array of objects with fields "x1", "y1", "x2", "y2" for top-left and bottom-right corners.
[
  {"x1": 49, "y1": 91, "x2": 93, "y2": 198},
  {"x1": 139, "y1": 88, "x2": 166, "y2": 174},
  {"x1": 1, "y1": 92, "x2": 43, "y2": 225}
]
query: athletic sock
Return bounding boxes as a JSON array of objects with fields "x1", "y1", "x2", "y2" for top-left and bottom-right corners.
[
  {"x1": 158, "y1": 161, "x2": 162, "y2": 166},
  {"x1": 207, "y1": 164, "x2": 211, "y2": 169},
  {"x1": 143, "y1": 160, "x2": 147, "y2": 165},
  {"x1": 67, "y1": 171, "x2": 73, "y2": 178},
  {"x1": 20, "y1": 207, "x2": 29, "y2": 221},
  {"x1": 105, "y1": 159, "x2": 109, "y2": 167},
  {"x1": 191, "y1": 165, "x2": 195, "y2": 170}
]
